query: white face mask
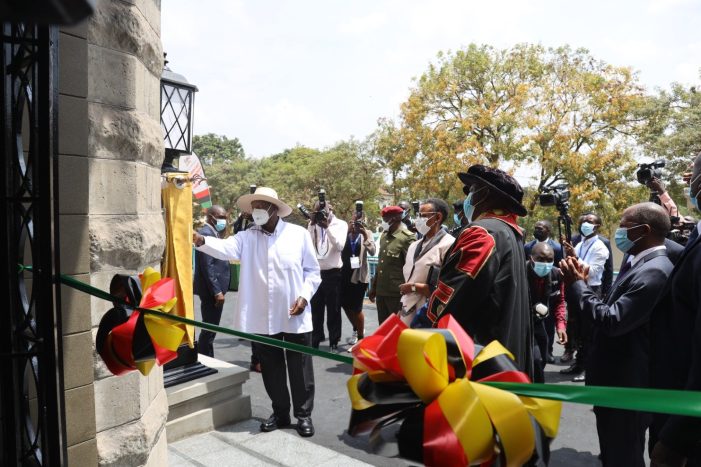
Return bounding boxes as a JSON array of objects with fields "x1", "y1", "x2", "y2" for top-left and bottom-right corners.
[
  {"x1": 380, "y1": 220, "x2": 391, "y2": 231},
  {"x1": 252, "y1": 206, "x2": 272, "y2": 226},
  {"x1": 415, "y1": 214, "x2": 436, "y2": 235}
]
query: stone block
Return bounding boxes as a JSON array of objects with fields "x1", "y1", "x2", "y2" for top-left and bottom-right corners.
[
  {"x1": 60, "y1": 214, "x2": 90, "y2": 275},
  {"x1": 144, "y1": 426, "x2": 168, "y2": 467},
  {"x1": 63, "y1": 331, "x2": 94, "y2": 390},
  {"x1": 88, "y1": 103, "x2": 164, "y2": 168},
  {"x1": 122, "y1": 0, "x2": 161, "y2": 37},
  {"x1": 59, "y1": 32, "x2": 88, "y2": 98},
  {"x1": 62, "y1": 273, "x2": 92, "y2": 334},
  {"x1": 67, "y1": 438, "x2": 97, "y2": 466},
  {"x1": 96, "y1": 387, "x2": 168, "y2": 467},
  {"x1": 61, "y1": 19, "x2": 88, "y2": 39},
  {"x1": 88, "y1": 45, "x2": 137, "y2": 109},
  {"x1": 89, "y1": 214, "x2": 165, "y2": 272},
  {"x1": 58, "y1": 155, "x2": 89, "y2": 215},
  {"x1": 88, "y1": 1, "x2": 162, "y2": 77},
  {"x1": 134, "y1": 59, "x2": 162, "y2": 121},
  {"x1": 65, "y1": 384, "x2": 97, "y2": 447},
  {"x1": 88, "y1": 159, "x2": 138, "y2": 215},
  {"x1": 58, "y1": 94, "x2": 88, "y2": 156},
  {"x1": 136, "y1": 164, "x2": 163, "y2": 213}
]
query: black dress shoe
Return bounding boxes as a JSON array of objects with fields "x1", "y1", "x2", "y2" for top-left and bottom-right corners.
[
  {"x1": 296, "y1": 417, "x2": 314, "y2": 437},
  {"x1": 260, "y1": 414, "x2": 291, "y2": 432},
  {"x1": 546, "y1": 354, "x2": 556, "y2": 364},
  {"x1": 559, "y1": 364, "x2": 584, "y2": 375}
]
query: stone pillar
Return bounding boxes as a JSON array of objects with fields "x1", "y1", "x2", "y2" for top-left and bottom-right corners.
[{"x1": 59, "y1": 0, "x2": 168, "y2": 465}]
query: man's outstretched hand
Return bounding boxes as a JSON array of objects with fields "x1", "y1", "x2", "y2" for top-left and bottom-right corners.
[{"x1": 559, "y1": 257, "x2": 589, "y2": 286}]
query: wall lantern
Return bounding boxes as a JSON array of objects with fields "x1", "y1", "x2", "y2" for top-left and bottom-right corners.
[{"x1": 160, "y1": 54, "x2": 198, "y2": 172}]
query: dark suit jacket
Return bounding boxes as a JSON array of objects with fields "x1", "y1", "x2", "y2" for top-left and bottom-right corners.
[
  {"x1": 650, "y1": 232, "x2": 701, "y2": 454},
  {"x1": 569, "y1": 249, "x2": 673, "y2": 388},
  {"x1": 621, "y1": 238, "x2": 684, "y2": 269},
  {"x1": 524, "y1": 237, "x2": 564, "y2": 264},
  {"x1": 193, "y1": 223, "x2": 231, "y2": 298}
]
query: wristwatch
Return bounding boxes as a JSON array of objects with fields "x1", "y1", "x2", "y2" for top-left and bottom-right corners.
[{"x1": 411, "y1": 284, "x2": 416, "y2": 293}]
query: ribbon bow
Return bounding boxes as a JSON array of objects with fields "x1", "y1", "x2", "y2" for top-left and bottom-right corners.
[
  {"x1": 347, "y1": 314, "x2": 561, "y2": 466},
  {"x1": 96, "y1": 268, "x2": 185, "y2": 376}
]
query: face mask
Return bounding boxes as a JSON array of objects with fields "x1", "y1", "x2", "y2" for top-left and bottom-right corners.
[
  {"x1": 614, "y1": 225, "x2": 645, "y2": 253},
  {"x1": 580, "y1": 222, "x2": 596, "y2": 237},
  {"x1": 532, "y1": 261, "x2": 554, "y2": 277},
  {"x1": 214, "y1": 219, "x2": 227, "y2": 232},
  {"x1": 252, "y1": 206, "x2": 272, "y2": 226},
  {"x1": 453, "y1": 213, "x2": 461, "y2": 226},
  {"x1": 415, "y1": 215, "x2": 435, "y2": 236},
  {"x1": 380, "y1": 220, "x2": 391, "y2": 231},
  {"x1": 463, "y1": 187, "x2": 486, "y2": 223},
  {"x1": 533, "y1": 230, "x2": 548, "y2": 242},
  {"x1": 402, "y1": 209, "x2": 409, "y2": 220}
]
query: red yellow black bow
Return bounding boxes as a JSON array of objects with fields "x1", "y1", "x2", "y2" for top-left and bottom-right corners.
[{"x1": 347, "y1": 314, "x2": 561, "y2": 466}]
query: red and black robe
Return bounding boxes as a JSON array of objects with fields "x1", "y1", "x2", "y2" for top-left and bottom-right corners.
[{"x1": 427, "y1": 211, "x2": 534, "y2": 378}]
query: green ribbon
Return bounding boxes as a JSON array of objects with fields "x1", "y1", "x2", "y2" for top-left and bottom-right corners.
[{"x1": 23, "y1": 265, "x2": 701, "y2": 417}]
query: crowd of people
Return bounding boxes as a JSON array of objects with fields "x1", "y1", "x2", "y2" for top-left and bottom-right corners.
[{"x1": 191, "y1": 152, "x2": 701, "y2": 467}]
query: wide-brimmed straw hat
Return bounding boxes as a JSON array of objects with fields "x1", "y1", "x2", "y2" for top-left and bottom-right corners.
[
  {"x1": 457, "y1": 164, "x2": 528, "y2": 217},
  {"x1": 237, "y1": 186, "x2": 293, "y2": 218}
]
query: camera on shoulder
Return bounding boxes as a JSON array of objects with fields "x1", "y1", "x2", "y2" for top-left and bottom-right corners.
[{"x1": 636, "y1": 159, "x2": 665, "y2": 185}]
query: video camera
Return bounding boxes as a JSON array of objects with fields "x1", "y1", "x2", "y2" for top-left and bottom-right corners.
[
  {"x1": 668, "y1": 216, "x2": 697, "y2": 247},
  {"x1": 298, "y1": 189, "x2": 328, "y2": 224},
  {"x1": 538, "y1": 184, "x2": 573, "y2": 242},
  {"x1": 636, "y1": 159, "x2": 665, "y2": 185}
]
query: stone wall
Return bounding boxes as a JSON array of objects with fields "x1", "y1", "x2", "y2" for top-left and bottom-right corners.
[{"x1": 59, "y1": 0, "x2": 167, "y2": 465}]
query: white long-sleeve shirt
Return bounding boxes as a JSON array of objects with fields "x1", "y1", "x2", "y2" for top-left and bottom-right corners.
[
  {"x1": 576, "y1": 235, "x2": 609, "y2": 287},
  {"x1": 307, "y1": 213, "x2": 348, "y2": 270},
  {"x1": 196, "y1": 219, "x2": 321, "y2": 334}
]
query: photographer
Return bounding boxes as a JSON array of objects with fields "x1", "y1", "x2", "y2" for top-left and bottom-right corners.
[
  {"x1": 398, "y1": 200, "x2": 418, "y2": 234},
  {"x1": 340, "y1": 209, "x2": 376, "y2": 345},
  {"x1": 307, "y1": 195, "x2": 348, "y2": 352},
  {"x1": 646, "y1": 176, "x2": 679, "y2": 219}
]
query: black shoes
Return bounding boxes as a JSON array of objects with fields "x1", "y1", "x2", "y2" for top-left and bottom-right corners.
[
  {"x1": 260, "y1": 414, "x2": 314, "y2": 437},
  {"x1": 296, "y1": 417, "x2": 314, "y2": 437},
  {"x1": 330, "y1": 344, "x2": 338, "y2": 353},
  {"x1": 260, "y1": 414, "x2": 291, "y2": 432},
  {"x1": 546, "y1": 354, "x2": 556, "y2": 364},
  {"x1": 560, "y1": 364, "x2": 584, "y2": 375}
]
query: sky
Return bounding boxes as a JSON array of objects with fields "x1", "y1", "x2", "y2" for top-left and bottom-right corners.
[{"x1": 162, "y1": 0, "x2": 701, "y2": 160}]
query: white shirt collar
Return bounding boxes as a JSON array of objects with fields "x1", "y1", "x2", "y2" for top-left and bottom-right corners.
[{"x1": 630, "y1": 244, "x2": 666, "y2": 267}]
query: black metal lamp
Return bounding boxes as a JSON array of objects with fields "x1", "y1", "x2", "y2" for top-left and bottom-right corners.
[{"x1": 160, "y1": 55, "x2": 198, "y2": 173}]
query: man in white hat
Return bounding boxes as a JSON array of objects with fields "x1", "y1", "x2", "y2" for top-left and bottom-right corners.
[{"x1": 193, "y1": 187, "x2": 321, "y2": 437}]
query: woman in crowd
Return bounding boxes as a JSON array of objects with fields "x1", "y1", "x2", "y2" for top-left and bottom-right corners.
[
  {"x1": 340, "y1": 211, "x2": 376, "y2": 345},
  {"x1": 398, "y1": 198, "x2": 455, "y2": 325}
]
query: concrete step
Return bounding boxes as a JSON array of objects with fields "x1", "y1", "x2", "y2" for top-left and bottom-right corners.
[{"x1": 168, "y1": 418, "x2": 373, "y2": 467}]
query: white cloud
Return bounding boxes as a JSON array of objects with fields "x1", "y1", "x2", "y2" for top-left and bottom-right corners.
[{"x1": 338, "y1": 11, "x2": 387, "y2": 35}]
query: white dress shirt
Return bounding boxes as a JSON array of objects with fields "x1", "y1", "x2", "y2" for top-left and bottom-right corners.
[
  {"x1": 308, "y1": 213, "x2": 348, "y2": 270},
  {"x1": 196, "y1": 219, "x2": 321, "y2": 334},
  {"x1": 575, "y1": 235, "x2": 610, "y2": 287}
]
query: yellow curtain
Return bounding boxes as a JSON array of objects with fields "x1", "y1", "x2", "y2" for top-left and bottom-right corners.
[{"x1": 161, "y1": 173, "x2": 195, "y2": 347}]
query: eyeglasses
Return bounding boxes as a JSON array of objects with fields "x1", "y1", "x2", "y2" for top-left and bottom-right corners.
[{"x1": 418, "y1": 212, "x2": 437, "y2": 218}]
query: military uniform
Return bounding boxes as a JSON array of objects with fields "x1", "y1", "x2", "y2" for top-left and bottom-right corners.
[{"x1": 372, "y1": 225, "x2": 415, "y2": 323}]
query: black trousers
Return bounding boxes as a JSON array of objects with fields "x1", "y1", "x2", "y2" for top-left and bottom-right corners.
[
  {"x1": 544, "y1": 312, "x2": 555, "y2": 356},
  {"x1": 566, "y1": 285, "x2": 600, "y2": 368},
  {"x1": 533, "y1": 319, "x2": 548, "y2": 383},
  {"x1": 198, "y1": 295, "x2": 224, "y2": 358},
  {"x1": 594, "y1": 406, "x2": 648, "y2": 466},
  {"x1": 311, "y1": 268, "x2": 342, "y2": 347},
  {"x1": 257, "y1": 331, "x2": 315, "y2": 419}
]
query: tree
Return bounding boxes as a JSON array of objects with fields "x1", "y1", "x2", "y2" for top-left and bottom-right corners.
[
  {"x1": 192, "y1": 133, "x2": 246, "y2": 165},
  {"x1": 381, "y1": 43, "x2": 648, "y2": 231}
]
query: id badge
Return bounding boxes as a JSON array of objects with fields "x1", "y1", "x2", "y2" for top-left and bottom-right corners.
[{"x1": 350, "y1": 256, "x2": 361, "y2": 269}]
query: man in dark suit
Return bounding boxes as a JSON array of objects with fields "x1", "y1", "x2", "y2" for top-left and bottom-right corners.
[
  {"x1": 649, "y1": 152, "x2": 701, "y2": 467},
  {"x1": 193, "y1": 205, "x2": 231, "y2": 358},
  {"x1": 561, "y1": 202, "x2": 674, "y2": 466}
]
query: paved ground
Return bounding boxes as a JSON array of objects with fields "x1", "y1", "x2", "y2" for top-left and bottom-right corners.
[{"x1": 174, "y1": 292, "x2": 626, "y2": 466}]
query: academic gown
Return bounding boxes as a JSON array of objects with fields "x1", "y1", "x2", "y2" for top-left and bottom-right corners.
[{"x1": 427, "y1": 212, "x2": 534, "y2": 378}]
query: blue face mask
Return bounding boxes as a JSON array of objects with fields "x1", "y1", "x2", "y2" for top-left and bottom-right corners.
[
  {"x1": 532, "y1": 261, "x2": 554, "y2": 277},
  {"x1": 614, "y1": 224, "x2": 645, "y2": 253},
  {"x1": 453, "y1": 213, "x2": 461, "y2": 226},
  {"x1": 215, "y1": 219, "x2": 227, "y2": 232},
  {"x1": 580, "y1": 222, "x2": 596, "y2": 237},
  {"x1": 463, "y1": 187, "x2": 486, "y2": 224}
]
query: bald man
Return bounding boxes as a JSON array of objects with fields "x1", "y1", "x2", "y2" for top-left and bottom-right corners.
[{"x1": 561, "y1": 202, "x2": 674, "y2": 466}]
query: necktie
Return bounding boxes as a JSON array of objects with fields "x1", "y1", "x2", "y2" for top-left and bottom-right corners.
[{"x1": 616, "y1": 259, "x2": 632, "y2": 281}]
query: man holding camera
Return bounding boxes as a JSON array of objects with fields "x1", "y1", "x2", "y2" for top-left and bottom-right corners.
[{"x1": 307, "y1": 195, "x2": 348, "y2": 352}]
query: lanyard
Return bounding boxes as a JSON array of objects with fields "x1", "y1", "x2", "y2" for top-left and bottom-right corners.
[
  {"x1": 349, "y1": 233, "x2": 361, "y2": 256},
  {"x1": 578, "y1": 237, "x2": 596, "y2": 263}
]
